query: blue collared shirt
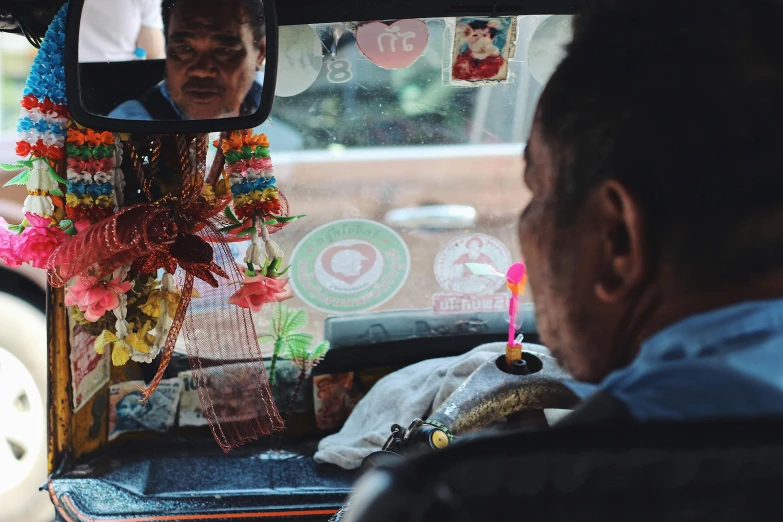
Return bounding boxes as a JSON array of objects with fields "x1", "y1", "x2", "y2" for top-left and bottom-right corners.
[
  {"x1": 566, "y1": 298, "x2": 783, "y2": 421},
  {"x1": 108, "y1": 75, "x2": 264, "y2": 120},
  {"x1": 108, "y1": 80, "x2": 183, "y2": 120}
]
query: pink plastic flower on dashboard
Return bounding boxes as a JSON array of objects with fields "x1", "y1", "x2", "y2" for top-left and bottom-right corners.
[
  {"x1": 16, "y1": 213, "x2": 67, "y2": 269},
  {"x1": 229, "y1": 274, "x2": 290, "y2": 313},
  {"x1": 0, "y1": 218, "x2": 23, "y2": 268},
  {"x1": 65, "y1": 276, "x2": 133, "y2": 322}
]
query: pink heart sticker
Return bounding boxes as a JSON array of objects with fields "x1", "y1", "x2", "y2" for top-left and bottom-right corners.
[
  {"x1": 321, "y1": 243, "x2": 378, "y2": 285},
  {"x1": 356, "y1": 19, "x2": 429, "y2": 70}
]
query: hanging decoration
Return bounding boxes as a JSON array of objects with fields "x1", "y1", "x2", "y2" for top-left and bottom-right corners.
[
  {"x1": 0, "y1": 2, "x2": 303, "y2": 452},
  {"x1": 466, "y1": 260, "x2": 528, "y2": 365}
]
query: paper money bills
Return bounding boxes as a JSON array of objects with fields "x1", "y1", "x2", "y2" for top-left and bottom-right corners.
[
  {"x1": 178, "y1": 370, "x2": 207, "y2": 427},
  {"x1": 108, "y1": 378, "x2": 181, "y2": 441}
]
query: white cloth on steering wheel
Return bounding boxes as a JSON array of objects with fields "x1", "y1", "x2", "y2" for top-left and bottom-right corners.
[{"x1": 314, "y1": 342, "x2": 566, "y2": 470}]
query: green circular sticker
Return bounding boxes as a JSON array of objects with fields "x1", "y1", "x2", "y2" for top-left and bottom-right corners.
[{"x1": 290, "y1": 219, "x2": 411, "y2": 313}]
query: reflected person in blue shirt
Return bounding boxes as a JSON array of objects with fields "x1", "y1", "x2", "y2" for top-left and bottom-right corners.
[
  {"x1": 518, "y1": 0, "x2": 783, "y2": 422},
  {"x1": 110, "y1": 0, "x2": 266, "y2": 121}
]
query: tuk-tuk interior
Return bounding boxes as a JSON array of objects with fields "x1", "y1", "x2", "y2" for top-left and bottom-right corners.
[{"x1": 1, "y1": 1, "x2": 581, "y2": 521}]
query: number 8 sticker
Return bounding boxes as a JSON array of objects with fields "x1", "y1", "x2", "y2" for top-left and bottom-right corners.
[{"x1": 327, "y1": 59, "x2": 353, "y2": 84}]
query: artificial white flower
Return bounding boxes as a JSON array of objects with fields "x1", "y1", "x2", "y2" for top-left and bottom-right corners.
[
  {"x1": 23, "y1": 195, "x2": 54, "y2": 218},
  {"x1": 27, "y1": 108, "x2": 44, "y2": 122},
  {"x1": 93, "y1": 171, "x2": 111, "y2": 184}
]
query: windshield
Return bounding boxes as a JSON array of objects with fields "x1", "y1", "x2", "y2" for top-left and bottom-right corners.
[
  {"x1": 234, "y1": 16, "x2": 572, "y2": 344},
  {"x1": 0, "y1": 15, "x2": 573, "y2": 346}
]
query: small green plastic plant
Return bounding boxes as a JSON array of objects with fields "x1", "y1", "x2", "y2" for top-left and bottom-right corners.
[
  {"x1": 259, "y1": 303, "x2": 319, "y2": 387},
  {"x1": 283, "y1": 337, "x2": 330, "y2": 415}
]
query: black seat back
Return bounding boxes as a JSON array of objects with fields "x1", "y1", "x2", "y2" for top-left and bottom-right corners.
[
  {"x1": 350, "y1": 417, "x2": 783, "y2": 522},
  {"x1": 78, "y1": 60, "x2": 166, "y2": 116}
]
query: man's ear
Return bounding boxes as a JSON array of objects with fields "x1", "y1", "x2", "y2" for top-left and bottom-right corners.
[{"x1": 593, "y1": 180, "x2": 649, "y2": 303}]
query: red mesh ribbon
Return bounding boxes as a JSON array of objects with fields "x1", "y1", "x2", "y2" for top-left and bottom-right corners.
[
  {"x1": 46, "y1": 138, "x2": 283, "y2": 451},
  {"x1": 184, "y1": 220, "x2": 284, "y2": 449}
]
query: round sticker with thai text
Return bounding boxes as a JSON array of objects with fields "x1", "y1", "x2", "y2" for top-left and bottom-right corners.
[
  {"x1": 276, "y1": 25, "x2": 324, "y2": 97},
  {"x1": 434, "y1": 233, "x2": 512, "y2": 295},
  {"x1": 290, "y1": 219, "x2": 410, "y2": 313}
]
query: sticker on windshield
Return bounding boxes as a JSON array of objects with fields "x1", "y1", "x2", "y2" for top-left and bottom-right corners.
[
  {"x1": 433, "y1": 233, "x2": 512, "y2": 313},
  {"x1": 276, "y1": 25, "x2": 324, "y2": 97},
  {"x1": 450, "y1": 17, "x2": 517, "y2": 84},
  {"x1": 356, "y1": 19, "x2": 429, "y2": 70},
  {"x1": 290, "y1": 219, "x2": 410, "y2": 313}
]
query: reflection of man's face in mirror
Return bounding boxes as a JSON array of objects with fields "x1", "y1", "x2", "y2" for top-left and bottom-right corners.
[{"x1": 165, "y1": 0, "x2": 265, "y2": 119}]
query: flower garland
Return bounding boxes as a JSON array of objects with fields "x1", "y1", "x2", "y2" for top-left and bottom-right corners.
[
  {"x1": 65, "y1": 128, "x2": 118, "y2": 227},
  {"x1": 0, "y1": 2, "x2": 309, "y2": 450},
  {"x1": 0, "y1": 4, "x2": 70, "y2": 268},
  {"x1": 218, "y1": 131, "x2": 301, "y2": 312}
]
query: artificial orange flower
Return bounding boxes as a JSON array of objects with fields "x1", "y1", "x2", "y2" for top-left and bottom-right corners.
[
  {"x1": 67, "y1": 128, "x2": 85, "y2": 146},
  {"x1": 39, "y1": 99, "x2": 55, "y2": 113},
  {"x1": 100, "y1": 131, "x2": 114, "y2": 145},
  {"x1": 31, "y1": 141, "x2": 48, "y2": 157},
  {"x1": 16, "y1": 141, "x2": 31, "y2": 156},
  {"x1": 85, "y1": 129, "x2": 102, "y2": 147},
  {"x1": 21, "y1": 95, "x2": 38, "y2": 110},
  {"x1": 243, "y1": 132, "x2": 262, "y2": 146},
  {"x1": 48, "y1": 145, "x2": 64, "y2": 160},
  {"x1": 258, "y1": 134, "x2": 269, "y2": 147},
  {"x1": 221, "y1": 132, "x2": 244, "y2": 153}
]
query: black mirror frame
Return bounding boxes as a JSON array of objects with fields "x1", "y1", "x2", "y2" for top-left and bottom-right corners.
[{"x1": 64, "y1": 0, "x2": 278, "y2": 133}]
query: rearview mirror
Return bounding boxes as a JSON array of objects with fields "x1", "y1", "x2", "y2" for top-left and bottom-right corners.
[{"x1": 65, "y1": 0, "x2": 278, "y2": 133}]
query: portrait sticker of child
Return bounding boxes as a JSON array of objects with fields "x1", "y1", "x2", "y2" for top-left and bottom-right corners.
[{"x1": 451, "y1": 17, "x2": 517, "y2": 83}]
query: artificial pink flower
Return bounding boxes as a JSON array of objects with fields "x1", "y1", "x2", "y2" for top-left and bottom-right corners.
[
  {"x1": 74, "y1": 220, "x2": 91, "y2": 233},
  {"x1": 67, "y1": 158, "x2": 85, "y2": 172},
  {"x1": 65, "y1": 276, "x2": 132, "y2": 322},
  {"x1": 98, "y1": 157, "x2": 115, "y2": 172},
  {"x1": 84, "y1": 159, "x2": 102, "y2": 175},
  {"x1": 225, "y1": 161, "x2": 247, "y2": 176},
  {"x1": 248, "y1": 157, "x2": 273, "y2": 171},
  {"x1": 15, "y1": 213, "x2": 67, "y2": 269},
  {"x1": 0, "y1": 218, "x2": 23, "y2": 268},
  {"x1": 228, "y1": 275, "x2": 288, "y2": 313}
]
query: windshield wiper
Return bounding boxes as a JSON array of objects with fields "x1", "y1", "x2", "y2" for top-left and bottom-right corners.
[{"x1": 316, "y1": 304, "x2": 539, "y2": 374}]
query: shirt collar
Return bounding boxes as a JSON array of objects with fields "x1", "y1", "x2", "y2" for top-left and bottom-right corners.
[
  {"x1": 637, "y1": 297, "x2": 783, "y2": 362},
  {"x1": 158, "y1": 81, "x2": 185, "y2": 119},
  {"x1": 566, "y1": 297, "x2": 783, "y2": 400}
]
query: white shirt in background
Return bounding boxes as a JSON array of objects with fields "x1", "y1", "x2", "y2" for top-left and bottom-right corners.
[{"x1": 78, "y1": 0, "x2": 164, "y2": 62}]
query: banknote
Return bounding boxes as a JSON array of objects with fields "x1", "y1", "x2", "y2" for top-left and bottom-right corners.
[
  {"x1": 177, "y1": 360, "x2": 304, "y2": 428},
  {"x1": 178, "y1": 370, "x2": 207, "y2": 427},
  {"x1": 108, "y1": 378, "x2": 181, "y2": 441}
]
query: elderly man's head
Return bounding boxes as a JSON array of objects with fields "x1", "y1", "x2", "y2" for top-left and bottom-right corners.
[
  {"x1": 161, "y1": 0, "x2": 265, "y2": 119},
  {"x1": 519, "y1": 0, "x2": 783, "y2": 383}
]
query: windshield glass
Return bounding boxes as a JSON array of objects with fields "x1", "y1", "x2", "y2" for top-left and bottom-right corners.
[
  {"x1": 231, "y1": 16, "x2": 573, "y2": 343},
  {"x1": 0, "y1": 15, "x2": 573, "y2": 345}
]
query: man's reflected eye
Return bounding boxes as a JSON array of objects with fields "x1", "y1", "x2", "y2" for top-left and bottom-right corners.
[{"x1": 214, "y1": 46, "x2": 242, "y2": 59}]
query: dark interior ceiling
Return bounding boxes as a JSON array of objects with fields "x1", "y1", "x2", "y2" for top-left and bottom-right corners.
[{"x1": 1, "y1": 0, "x2": 578, "y2": 45}]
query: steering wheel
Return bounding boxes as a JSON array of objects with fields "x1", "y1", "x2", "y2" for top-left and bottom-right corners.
[
  {"x1": 330, "y1": 345, "x2": 579, "y2": 522},
  {"x1": 433, "y1": 344, "x2": 578, "y2": 433}
]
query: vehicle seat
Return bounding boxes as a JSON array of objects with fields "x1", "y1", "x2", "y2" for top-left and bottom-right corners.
[
  {"x1": 347, "y1": 416, "x2": 783, "y2": 522},
  {"x1": 78, "y1": 60, "x2": 165, "y2": 116}
]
